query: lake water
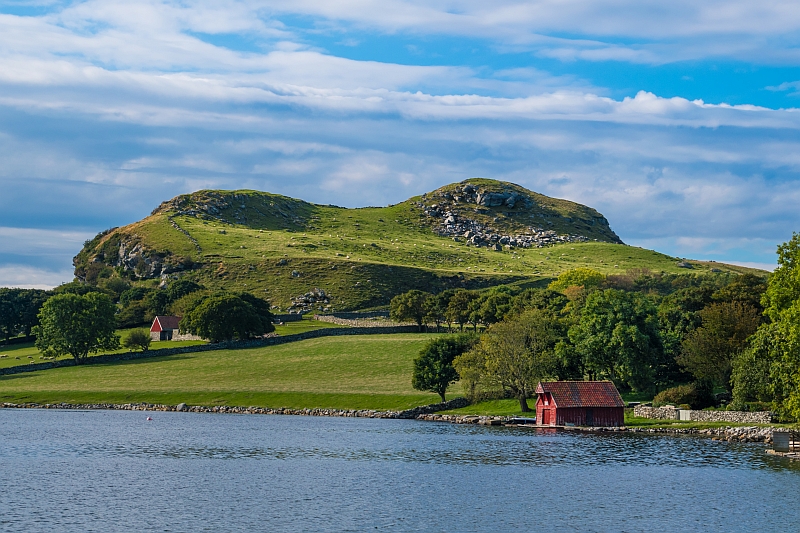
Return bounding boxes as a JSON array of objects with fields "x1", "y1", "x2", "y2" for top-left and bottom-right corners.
[{"x1": 1, "y1": 409, "x2": 799, "y2": 532}]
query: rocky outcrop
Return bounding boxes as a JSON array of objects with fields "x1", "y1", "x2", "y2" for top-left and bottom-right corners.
[
  {"x1": 416, "y1": 181, "x2": 614, "y2": 249},
  {"x1": 288, "y1": 288, "x2": 330, "y2": 313}
]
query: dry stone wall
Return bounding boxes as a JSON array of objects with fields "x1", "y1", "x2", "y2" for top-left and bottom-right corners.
[
  {"x1": 634, "y1": 405, "x2": 773, "y2": 424},
  {"x1": 313, "y1": 315, "x2": 410, "y2": 327}
]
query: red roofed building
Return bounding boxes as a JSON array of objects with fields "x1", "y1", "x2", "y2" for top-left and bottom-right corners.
[
  {"x1": 150, "y1": 316, "x2": 201, "y2": 341},
  {"x1": 535, "y1": 381, "x2": 625, "y2": 427}
]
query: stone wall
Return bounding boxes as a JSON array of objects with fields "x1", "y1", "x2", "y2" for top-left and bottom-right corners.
[
  {"x1": 0, "y1": 396, "x2": 470, "y2": 420},
  {"x1": 634, "y1": 405, "x2": 773, "y2": 424},
  {"x1": 0, "y1": 325, "x2": 423, "y2": 377},
  {"x1": 313, "y1": 315, "x2": 411, "y2": 328},
  {"x1": 633, "y1": 406, "x2": 680, "y2": 420},
  {"x1": 272, "y1": 314, "x2": 304, "y2": 323},
  {"x1": 324, "y1": 311, "x2": 390, "y2": 320}
]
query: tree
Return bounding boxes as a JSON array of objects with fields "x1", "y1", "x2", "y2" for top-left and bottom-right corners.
[
  {"x1": 548, "y1": 268, "x2": 605, "y2": 292},
  {"x1": 412, "y1": 334, "x2": 476, "y2": 402},
  {"x1": 733, "y1": 233, "x2": 800, "y2": 419},
  {"x1": 33, "y1": 293, "x2": 120, "y2": 364},
  {"x1": 474, "y1": 287, "x2": 514, "y2": 326},
  {"x1": 16, "y1": 289, "x2": 49, "y2": 337},
  {"x1": 456, "y1": 309, "x2": 562, "y2": 412},
  {"x1": 0, "y1": 288, "x2": 21, "y2": 341},
  {"x1": 446, "y1": 289, "x2": 478, "y2": 331},
  {"x1": 508, "y1": 288, "x2": 568, "y2": 317},
  {"x1": 166, "y1": 279, "x2": 204, "y2": 302},
  {"x1": 390, "y1": 290, "x2": 431, "y2": 331},
  {"x1": 123, "y1": 329, "x2": 152, "y2": 351},
  {"x1": 424, "y1": 291, "x2": 453, "y2": 332},
  {"x1": 677, "y1": 301, "x2": 761, "y2": 392},
  {"x1": 568, "y1": 289, "x2": 663, "y2": 392},
  {"x1": 712, "y1": 273, "x2": 768, "y2": 313},
  {"x1": 179, "y1": 293, "x2": 274, "y2": 342}
]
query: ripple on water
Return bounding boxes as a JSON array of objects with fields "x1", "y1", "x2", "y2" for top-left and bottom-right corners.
[{"x1": 1, "y1": 409, "x2": 799, "y2": 533}]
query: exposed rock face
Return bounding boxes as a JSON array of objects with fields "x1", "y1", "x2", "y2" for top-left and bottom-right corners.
[
  {"x1": 416, "y1": 182, "x2": 604, "y2": 249},
  {"x1": 288, "y1": 288, "x2": 330, "y2": 313}
]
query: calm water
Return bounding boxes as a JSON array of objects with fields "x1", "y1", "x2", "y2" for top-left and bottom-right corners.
[{"x1": 1, "y1": 409, "x2": 799, "y2": 532}]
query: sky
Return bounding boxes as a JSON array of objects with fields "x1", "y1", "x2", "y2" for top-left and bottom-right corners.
[{"x1": 2, "y1": 0, "x2": 800, "y2": 288}]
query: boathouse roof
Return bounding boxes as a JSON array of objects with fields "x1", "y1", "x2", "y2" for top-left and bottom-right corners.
[{"x1": 535, "y1": 381, "x2": 624, "y2": 408}]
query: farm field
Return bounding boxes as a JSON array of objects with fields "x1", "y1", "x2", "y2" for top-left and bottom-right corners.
[{"x1": 0, "y1": 334, "x2": 445, "y2": 410}]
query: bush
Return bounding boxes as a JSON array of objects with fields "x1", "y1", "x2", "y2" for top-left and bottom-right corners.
[
  {"x1": 123, "y1": 329, "x2": 152, "y2": 351},
  {"x1": 653, "y1": 382, "x2": 716, "y2": 409}
]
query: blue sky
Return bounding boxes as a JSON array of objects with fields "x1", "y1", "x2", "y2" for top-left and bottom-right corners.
[{"x1": 2, "y1": 0, "x2": 800, "y2": 287}]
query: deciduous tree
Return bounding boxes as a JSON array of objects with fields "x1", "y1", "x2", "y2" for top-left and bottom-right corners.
[
  {"x1": 412, "y1": 334, "x2": 476, "y2": 402},
  {"x1": 179, "y1": 293, "x2": 274, "y2": 342},
  {"x1": 390, "y1": 290, "x2": 431, "y2": 331},
  {"x1": 456, "y1": 309, "x2": 562, "y2": 412},
  {"x1": 33, "y1": 293, "x2": 119, "y2": 364},
  {"x1": 677, "y1": 301, "x2": 761, "y2": 392}
]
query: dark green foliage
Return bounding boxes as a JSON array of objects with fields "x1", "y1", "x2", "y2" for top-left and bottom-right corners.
[
  {"x1": 473, "y1": 286, "x2": 515, "y2": 326},
  {"x1": 412, "y1": 334, "x2": 477, "y2": 402},
  {"x1": 166, "y1": 279, "x2": 204, "y2": 302},
  {"x1": 120, "y1": 287, "x2": 153, "y2": 307},
  {"x1": 424, "y1": 290, "x2": 454, "y2": 331},
  {"x1": 508, "y1": 288, "x2": 568, "y2": 317},
  {"x1": 145, "y1": 290, "x2": 171, "y2": 316},
  {"x1": 652, "y1": 381, "x2": 715, "y2": 409},
  {"x1": 731, "y1": 324, "x2": 780, "y2": 407},
  {"x1": 712, "y1": 273, "x2": 768, "y2": 313},
  {"x1": 0, "y1": 288, "x2": 50, "y2": 341},
  {"x1": 446, "y1": 289, "x2": 478, "y2": 331},
  {"x1": 734, "y1": 233, "x2": 800, "y2": 420},
  {"x1": 123, "y1": 329, "x2": 152, "y2": 351},
  {"x1": 677, "y1": 301, "x2": 761, "y2": 392},
  {"x1": 568, "y1": 289, "x2": 663, "y2": 392},
  {"x1": 100, "y1": 277, "x2": 131, "y2": 300},
  {"x1": 33, "y1": 293, "x2": 119, "y2": 364},
  {"x1": 390, "y1": 290, "x2": 431, "y2": 331},
  {"x1": 180, "y1": 293, "x2": 274, "y2": 342},
  {"x1": 116, "y1": 300, "x2": 151, "y2": 328},
  {"x1": 52, "y1": 281, "x2": 111, "y2": 297}
]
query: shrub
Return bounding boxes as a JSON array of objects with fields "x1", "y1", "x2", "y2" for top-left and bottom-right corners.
[
  {"x1": 123, "y1": 329, "x2": 152, "y2": 351},
  {"x1": 653, "y1": 382, "x2": 716, "y2": 409}
]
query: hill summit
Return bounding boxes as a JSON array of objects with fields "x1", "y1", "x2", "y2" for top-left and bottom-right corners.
[{"x1": 72, "y1": 179, "x2": 739, "y2": 311}]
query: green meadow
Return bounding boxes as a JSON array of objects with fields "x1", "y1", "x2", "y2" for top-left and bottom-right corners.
[{"x1": 0, "y1": 334, "x2": 445, "y2": 410}]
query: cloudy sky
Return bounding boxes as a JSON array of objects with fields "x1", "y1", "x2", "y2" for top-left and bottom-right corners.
[{"x1": 2, "y1": 0, "x2": 800, "y2": 288}]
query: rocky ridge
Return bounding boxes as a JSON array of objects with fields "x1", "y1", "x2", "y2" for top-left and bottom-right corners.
[{"x1": 416, "y1": 182, "x2": 618, "y2": 250}]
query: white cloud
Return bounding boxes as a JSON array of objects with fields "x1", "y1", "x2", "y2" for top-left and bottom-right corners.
[{"x1": 0, "y1": 265, "x2": 75, "y2": 289}]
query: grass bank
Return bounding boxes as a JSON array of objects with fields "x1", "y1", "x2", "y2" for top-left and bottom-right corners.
[{"x1": 0, "y1": 333, "x2": 444, "y2": 411}]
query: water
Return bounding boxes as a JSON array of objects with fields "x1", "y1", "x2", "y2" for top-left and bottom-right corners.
[{"x1": 1, "y1": 409, "x2": 799, "y2": 532}]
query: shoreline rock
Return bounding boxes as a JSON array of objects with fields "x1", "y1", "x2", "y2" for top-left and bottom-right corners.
[{"x1": 0, "y1": 401, "x2": 783, "y2": 444}]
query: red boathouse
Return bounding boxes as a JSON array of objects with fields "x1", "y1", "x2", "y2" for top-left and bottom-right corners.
[{"x1": 535, "y1": 381, "x2": 625, "y2": 427}]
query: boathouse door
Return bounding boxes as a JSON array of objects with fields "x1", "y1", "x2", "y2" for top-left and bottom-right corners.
[
  {"x1": 586, "y1": 408, "x2": 594, "y2": 426},
  {"x1": 542, "y1": 409, "x2": 550, "y2": 425}
]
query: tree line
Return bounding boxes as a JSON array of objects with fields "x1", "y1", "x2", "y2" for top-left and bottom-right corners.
[
  {"x1": 26, "y1": 278, "x2": 275, "y2": 364},
  {"x1": 404, "y1": 262, "x2": 784, "y2": 415}
]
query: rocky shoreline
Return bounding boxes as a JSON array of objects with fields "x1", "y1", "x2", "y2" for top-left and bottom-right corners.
[{"x1": 0, "y1": 401, "x2": 785, "y2": 444}]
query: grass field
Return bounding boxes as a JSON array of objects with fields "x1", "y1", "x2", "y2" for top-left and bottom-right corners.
[
  {"x1": 0, "y1": 334, "x2": 445, "y2": 410},
  {"x1": 0, "y1": 337, "x2": 206, "y2": 370}
]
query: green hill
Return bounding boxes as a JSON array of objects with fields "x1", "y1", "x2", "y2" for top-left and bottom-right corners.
[{"x1": 73, "y1": 178, "x2": 758, "y2": 311}]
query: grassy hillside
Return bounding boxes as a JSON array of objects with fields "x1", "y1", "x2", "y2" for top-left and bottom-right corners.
[
  {"x1": 73, "y1": 178, "x2": 760, "y2": 311},
  {"x1": 0, "y1": 334, "x2": 444, "y2": 410}
]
